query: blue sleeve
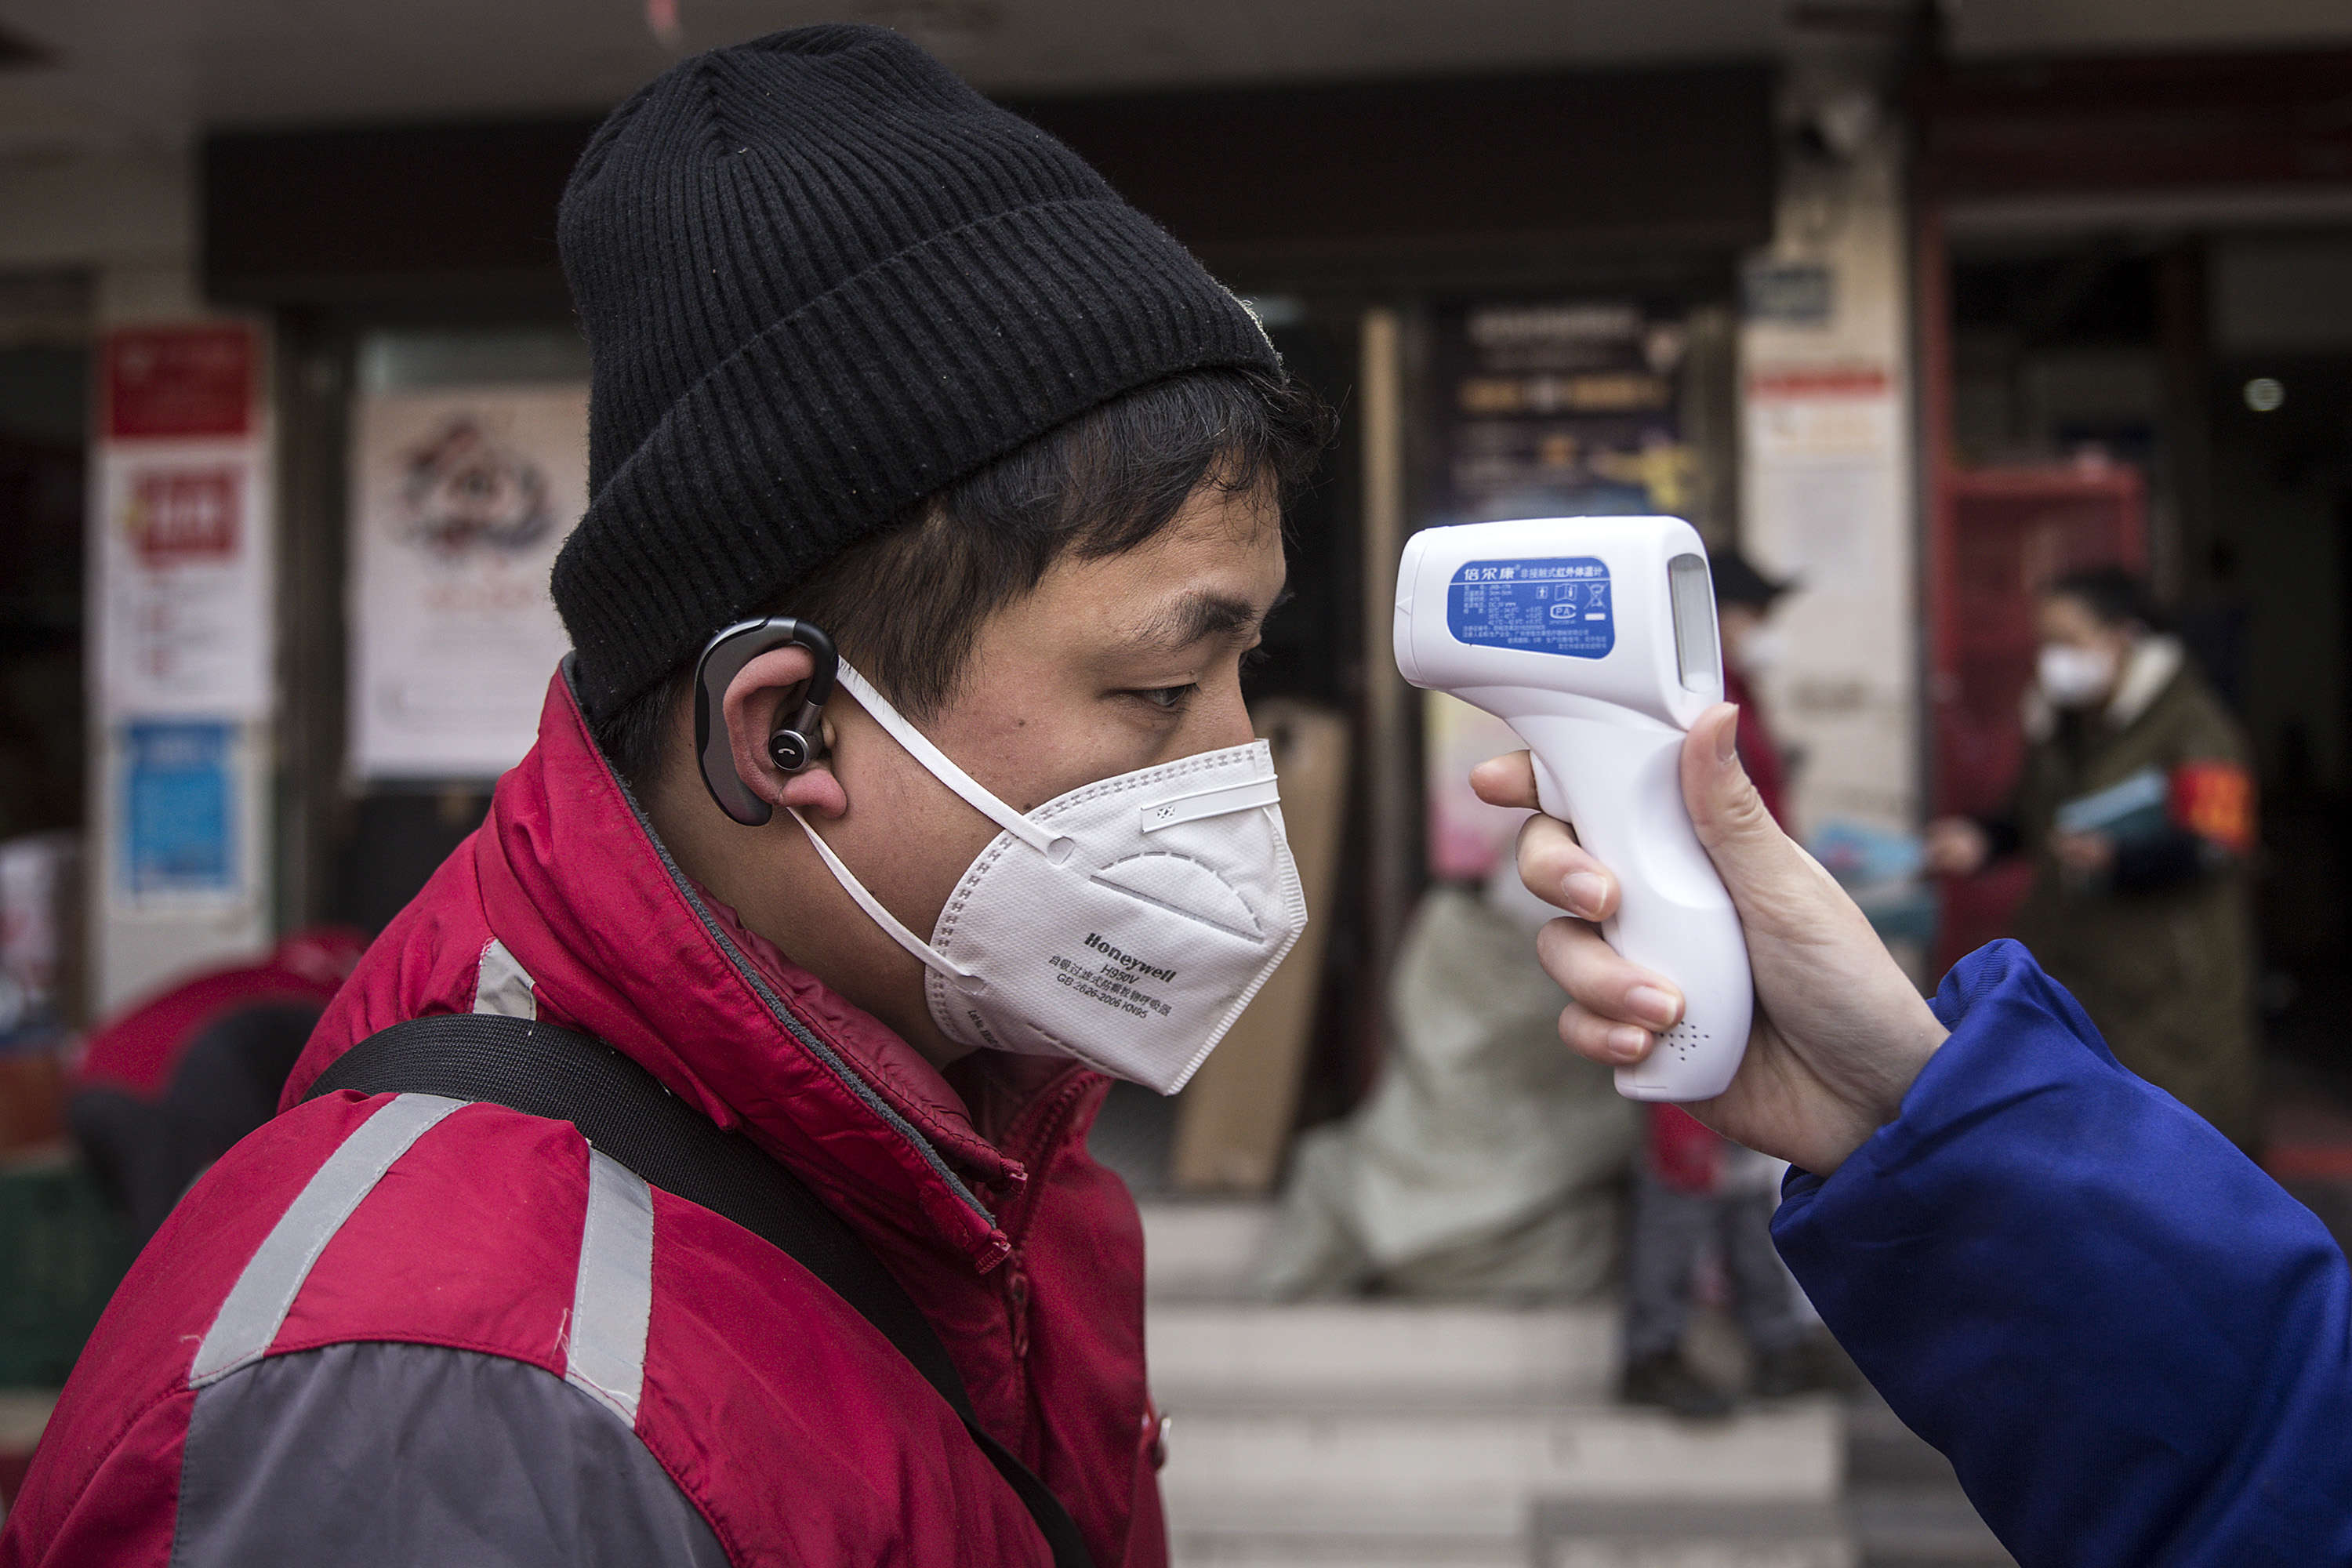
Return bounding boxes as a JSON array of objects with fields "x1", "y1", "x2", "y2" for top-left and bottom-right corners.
[{"x1": 1773, "y1": 939, "x2": 2352, "y2": 1568}]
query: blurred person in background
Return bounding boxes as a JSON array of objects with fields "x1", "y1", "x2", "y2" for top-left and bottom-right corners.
[
  {"x1": 1621, "y1": 550, "x2": 1840, "y2": 1415},
  {"x1": 1925, "y1": 566, "x2": 2258, "y2": 1147},
  {"x1": 67, "y1": 927, "x2": 366, "y2": 1241},
  {"x1": 1254, "y1": 851, "x2": 1636, "y2": 1306},
  {"x1": 1713, "y1": 549, "x2": 1794, "y2": 824}
]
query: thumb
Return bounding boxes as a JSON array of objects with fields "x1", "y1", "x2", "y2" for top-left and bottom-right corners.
[{"x1": 1680, "y1": 703, "x2": 1798, "y2": 897}]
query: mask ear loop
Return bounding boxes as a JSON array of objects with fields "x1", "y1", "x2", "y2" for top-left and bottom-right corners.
[
  {"x1": 785, "y1": 809, "x2": 979, "y2": 986},
  {"x1": 787, "y1": 657, "x2": 1062, "y2": 991},
  {"x1": 831, "y1": 662, "x2": 1073, "y2": 864}
]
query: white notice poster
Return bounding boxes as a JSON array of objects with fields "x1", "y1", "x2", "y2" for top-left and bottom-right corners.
[
  {"x1": 1743, "y1": 363, "x2": 1901, "y2": 597},
  {"x1": 350, "y1": 385, "x2": 589, "y2": 779},
  {"x1": 96, "y1": 442, "x2": 274, "y2": 719}
]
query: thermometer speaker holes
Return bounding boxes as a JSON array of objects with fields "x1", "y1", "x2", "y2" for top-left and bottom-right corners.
[{"x1": 1660, "y1": 1022, "x2": 1710, "y2": 1060}]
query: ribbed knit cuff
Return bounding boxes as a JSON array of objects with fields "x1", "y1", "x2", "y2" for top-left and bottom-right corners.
[{"x1": 554, "y1": 198, "x2": 1276, "y2": 723}]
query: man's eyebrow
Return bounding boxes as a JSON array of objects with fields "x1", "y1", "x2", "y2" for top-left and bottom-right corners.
[{"x1": 1130, "y1": 586, "x2": 1294, "y2": 653}]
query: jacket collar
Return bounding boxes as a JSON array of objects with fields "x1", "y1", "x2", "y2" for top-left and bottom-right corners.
[
  {"x1": 2022, "y1": 634, "x2": 2183, "y2": 742},
  {"x1": 465, "y1": 666, "x2": 1078, "y2": 1271},
  {"x1": 2104, "y1": 634, "x2": 2182, "y2": 728}
]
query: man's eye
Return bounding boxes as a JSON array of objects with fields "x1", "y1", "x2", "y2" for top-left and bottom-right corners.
[{"x1": 1134, "y1": 684, "x2": 1196, "y2": 712}]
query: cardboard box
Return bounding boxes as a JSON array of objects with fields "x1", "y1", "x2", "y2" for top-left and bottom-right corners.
[{"x1": 1171, "y1": 700, "x2": 1349, "y2": 1192}]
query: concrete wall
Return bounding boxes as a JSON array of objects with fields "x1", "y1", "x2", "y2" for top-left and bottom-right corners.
[{"x1": 1738, "y1": 132, "x2": 1920, "y2": 837}]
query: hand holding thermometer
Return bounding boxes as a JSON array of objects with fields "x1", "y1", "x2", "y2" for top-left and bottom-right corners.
[{"x1": 1394, "y1": 517, "x2": 1753, "y2": 1102}]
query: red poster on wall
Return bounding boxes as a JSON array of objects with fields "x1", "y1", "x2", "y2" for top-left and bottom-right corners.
[
  {"x1": 94, "y1": 321, "x2": 273, "y2": 722},
  {"x1": 103, "y1": 325, "x2": 255, "y2": 440},
  {"x1": 126, "y1": 468, "x2": 242, "y2": 564}
]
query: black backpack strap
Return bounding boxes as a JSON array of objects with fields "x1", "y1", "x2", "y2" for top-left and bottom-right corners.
[{"x1": 307, "y1": 1012, "x2": 1095, "y2": 1568}]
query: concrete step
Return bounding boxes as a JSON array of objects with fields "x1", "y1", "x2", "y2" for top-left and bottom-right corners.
[
  {"x1": 1842, "y1": 1399, "x2": 1962, "y2": 1489},
  {"x1": 0, "y1": 1390, "x2": 57, "y2": 1521},
  {"x1": 1178, "y1": 1504, "x2": 1863, "y2": 1568},
  {"x1": 0, "y1": 1392, "x2": 53, "y2": 1453},
  {"x1": 1159, "y1": 1399, "x2": 1844, "y2": 1541},
  {"x1": 1143, "y1": 1200, "x2": 1277, "y2": 1300},
  {"x1": 1149, "y1": 1301, "x2": 1620, "y2": 1406},
  {"x1": 1848, "y1": 1487, "x2": 2013, "y2": 1568},
  {"x1": 1142, "y1": 1204, "x2": 1858, "y2": 1567},
  {"x1": 1534, "y1": 1500, "x2": 1855, "y2": 1568},
  {"x1": 1842, "y1": 1396, "x2": 2011, "y2": 1568},
  {"x1": 1172, "y1": 1529, "x2": 1526, "y2": 1567}
]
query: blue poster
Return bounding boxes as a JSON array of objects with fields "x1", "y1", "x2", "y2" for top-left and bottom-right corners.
[{"x1": 122, "y1": 720, "x2": 237, "y2": 896}]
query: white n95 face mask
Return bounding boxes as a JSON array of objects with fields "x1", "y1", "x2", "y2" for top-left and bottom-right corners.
[
  {"x1": 1733, "y1": 626, "x2": 1786, "y2": 676},
  {"x1": 788, "y1": 662, "x2": 1308, "y2": 1094},
  {"x1": 2037, "y1": 643, "x2": 2117, "y2": 710}
]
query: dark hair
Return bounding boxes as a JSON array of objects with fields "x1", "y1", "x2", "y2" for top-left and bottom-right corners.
[
  {"x1": 2046, "y1": 565, "x2": 2165, "y2": 633},
  {"x1": 1709, "y1": 548, "x2": 1791, "y2": 612},
  {"x1": 591, "y1": 365, "x2": 1332, "y2": 786}
]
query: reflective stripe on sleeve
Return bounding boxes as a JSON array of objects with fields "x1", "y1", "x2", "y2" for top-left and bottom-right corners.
[
  {"x1": 472, "y1": 936, "x2": 538, "y2": 1020},
  {"x1": 190, "y1": 1093, "x2": 466, "y2": 1388},
  {"x1": 564, "y1": 1149, "x2": 655, "y2": 1426}
]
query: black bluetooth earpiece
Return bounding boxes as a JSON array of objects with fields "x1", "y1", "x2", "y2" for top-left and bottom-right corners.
[{"x1": 691, "y1": 618, "x2": 839, "y2": 826}]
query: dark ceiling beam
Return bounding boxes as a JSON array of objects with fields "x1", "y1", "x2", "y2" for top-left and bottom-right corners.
[
  {"x1": 204, "y1": 118, "x2": 598, "y2": 312},
  {"x1": 204, "y1": 62, "x2": 1774, "y2": 309},
  {"x1": 1917, "y1": 48, "x2": 2352, "y2": 200},
  {"x1": 1012, "y1": 64, "x2": 1775, "y2": 271}
]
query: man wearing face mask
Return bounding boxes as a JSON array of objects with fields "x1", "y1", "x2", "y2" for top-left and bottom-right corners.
[
  {"x1": 1924, "y1": 565, "x2": 2257, "y2": 1148},
  {"x1": 2, "y1": 27, "x2": 1325, "y2": 1568}
]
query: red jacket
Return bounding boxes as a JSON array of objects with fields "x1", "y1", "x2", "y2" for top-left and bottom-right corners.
[{"x1": 4, "y1": 670, "x2": 1159, "y2": 1567}]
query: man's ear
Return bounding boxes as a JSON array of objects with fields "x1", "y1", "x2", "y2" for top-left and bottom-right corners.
[{"x1": 721, "y1": 646, "x2": 850, "y2": 819}]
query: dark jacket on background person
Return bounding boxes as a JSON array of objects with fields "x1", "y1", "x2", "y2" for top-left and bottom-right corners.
[
  {"x1": 1777, "y1": 938, "x2": 2352, "y2": 1566},
  {"x1": 1, "y1": 670, "x2": 1162, "y2": 1567},
  {"x1": 1991, "y1": 636, "x2": 2258, "y2": 1146},
  {"x1": 68, "y1": 928, "x2": 365, "y2": 1240}
]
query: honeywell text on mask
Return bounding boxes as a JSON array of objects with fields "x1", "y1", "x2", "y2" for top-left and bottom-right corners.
[
  {"x1": 1045, "y1": 935, "x2": 1178, "y2": 1022},
  {"x1": 1081, "y1": 932, "x2": 1178, "y2": 984}
]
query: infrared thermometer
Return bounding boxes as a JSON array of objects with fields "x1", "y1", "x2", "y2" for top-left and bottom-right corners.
[{"x1": 1395, "y1": 517, "x2": 1752, "y2": 1102}]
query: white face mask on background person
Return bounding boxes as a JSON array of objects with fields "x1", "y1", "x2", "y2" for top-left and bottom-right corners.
[
  {"x1": 2037, "y1": 642, "x2": 2118, "y2": 710},
  {"x1": 1732, "y1": 626, "x2": 1786, "y2": 676},
  {"x1": 789, "y1": 662, "x2": 1308, "y2": 1094}
]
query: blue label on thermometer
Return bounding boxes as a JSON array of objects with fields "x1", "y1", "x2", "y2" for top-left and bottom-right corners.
[{"x1": 1445, "y1": 557, "x2": 1615, "y2": 658}]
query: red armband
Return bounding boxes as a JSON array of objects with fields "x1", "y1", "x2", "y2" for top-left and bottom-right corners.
[{"x1": 2169, "y1": 760, "x2": 2256, "y2": 855}]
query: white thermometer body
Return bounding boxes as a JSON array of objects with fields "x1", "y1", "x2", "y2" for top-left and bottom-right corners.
[{"x1": 1394, "y1": 516, "x2": 1753, "y2": 1102}]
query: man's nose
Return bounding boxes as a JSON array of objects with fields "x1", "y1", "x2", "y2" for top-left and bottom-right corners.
[{"x1": 1194, "y1": 682, "x2": 1258, "y2": 753}]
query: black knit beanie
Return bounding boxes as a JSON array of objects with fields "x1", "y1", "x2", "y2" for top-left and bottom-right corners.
[{"x1": 551, "y1": 24, "x2": 1281, "y2": 724}]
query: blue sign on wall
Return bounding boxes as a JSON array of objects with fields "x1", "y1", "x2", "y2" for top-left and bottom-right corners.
[
  {"x1": 122, "y1": 720, "x2": 237, "y2": 896},
  {"x1": 1742, "y1": 260, "x2": 1834, "y2": 326}
]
